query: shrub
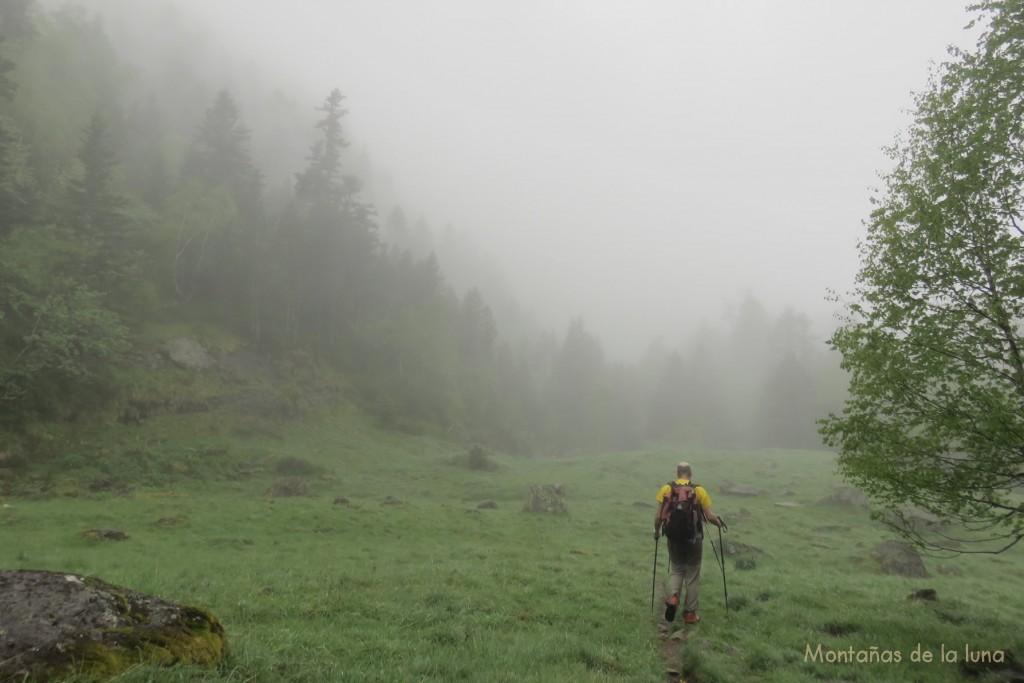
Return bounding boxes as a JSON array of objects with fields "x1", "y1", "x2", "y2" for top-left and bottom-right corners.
[
  {"x1": 735, "y1": 557, "x2": 757, "y2": 571},
  {"x1": 448, "y1": 445, "x2": 497, "y2": 471},
  {"x1": 274, "y1": 456, "x2": 323, "y2": 476}
]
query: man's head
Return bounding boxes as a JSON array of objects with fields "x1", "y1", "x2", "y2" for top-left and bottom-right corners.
[{"x1": 676, "y1": 461, "x2": 692, "y2": 479}]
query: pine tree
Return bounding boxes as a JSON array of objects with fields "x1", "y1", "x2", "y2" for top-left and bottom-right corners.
[{"x1": 64, "y1": 111, "x2": 141, "y2": 304}]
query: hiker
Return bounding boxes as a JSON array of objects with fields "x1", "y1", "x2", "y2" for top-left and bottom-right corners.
[{"x1": 653, "y1": 461, "x2": 725, "y2": 624}]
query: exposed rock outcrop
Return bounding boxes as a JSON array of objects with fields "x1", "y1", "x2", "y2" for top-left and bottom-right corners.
[
  {"x1": 871, "y1": 540, "x2": 929, "y2": 577},
  {"x1": 0, "y1": 570, "x2": 227, "y2": 681},
  {"x1": 165, "y1": 338, "x2": 217, "y2": 370},
  {"x1": 524, "y1": 484, "x2": 567, "y2": 513}
]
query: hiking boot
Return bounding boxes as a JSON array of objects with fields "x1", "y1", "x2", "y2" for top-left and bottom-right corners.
[
  {"x1": 664, "y1": 594, "x2": 679, "y2": 622},
  {"x1": 683, "y1": 611, "x2": 701, "y2": 625}
]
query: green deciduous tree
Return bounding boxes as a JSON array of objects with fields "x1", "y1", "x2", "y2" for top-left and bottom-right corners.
[
  {"x1": 161, "y1": 182, "x2": 238, "y2": 304},
  {"x1": 820, "y1": 0, "x2": 1024, "y2": 553},
  {"x1": 0, "y1": 226, "x2": 127, "y2": 420}
]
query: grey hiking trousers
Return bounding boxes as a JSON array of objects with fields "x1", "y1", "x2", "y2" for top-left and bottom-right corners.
[{"x1": 666, "y1": 537, "x2": 702, "y2": 613}]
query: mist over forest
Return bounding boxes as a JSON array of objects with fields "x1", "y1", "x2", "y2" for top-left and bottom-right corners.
[{"x1": 0, "y1": 0, "x2": 974, "y2": 455}]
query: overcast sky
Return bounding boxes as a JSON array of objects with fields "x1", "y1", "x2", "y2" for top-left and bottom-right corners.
[{"x1": 157, "y1": 1, "x2": 979, "y2": 358}]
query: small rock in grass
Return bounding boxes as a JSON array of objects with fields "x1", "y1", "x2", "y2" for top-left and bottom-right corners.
[
  {"x1": 908, "y1": 588, "x2": 937, "y2": 601},
  {"x1": 78, "y1": 528, "x2": 129, "y2": 541}
]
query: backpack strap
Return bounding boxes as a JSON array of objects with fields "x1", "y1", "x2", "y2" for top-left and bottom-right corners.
[{"x1": 657, "y1": 481, "x2": 675, "y2": 524}]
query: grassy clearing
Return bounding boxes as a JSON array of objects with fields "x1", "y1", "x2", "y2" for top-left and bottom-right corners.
[{"x1": 1, "y1": 409, "x2": 1021, "y2": 682}]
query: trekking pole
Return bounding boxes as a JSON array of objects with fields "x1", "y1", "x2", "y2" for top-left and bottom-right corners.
[
  {"x1": 703, "y1": 511, "x2": 729, "y2": 614},
  {"x1": 651, "y1": 533, "x2": 660, "y2": 612},
  {"x1": 717, "y1": 522, "x2": 729, "y2": 613}
]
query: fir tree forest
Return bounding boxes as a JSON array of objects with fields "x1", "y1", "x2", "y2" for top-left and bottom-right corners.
[{"x1": 0, "y1": 0, "x2": 847, "y2": 461}]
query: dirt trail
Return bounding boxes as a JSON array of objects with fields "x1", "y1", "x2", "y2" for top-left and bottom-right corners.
[{"x1": 656, "y1": 620, "x2": 691, "y2": 683}]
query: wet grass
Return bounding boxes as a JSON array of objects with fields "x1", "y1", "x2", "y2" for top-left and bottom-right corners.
[{"x1": 1, "y1": 412, "x2": 1021, "y2": 682}]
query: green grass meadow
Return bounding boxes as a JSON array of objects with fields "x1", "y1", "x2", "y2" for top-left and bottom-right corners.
[{"x1": 1, "y1": 408, "x2": 1021, "y2": 682}]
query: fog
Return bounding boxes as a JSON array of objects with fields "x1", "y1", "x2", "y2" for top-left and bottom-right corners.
[{"x1": 97, "y1": 0, "x2": 979, "y2": 358}]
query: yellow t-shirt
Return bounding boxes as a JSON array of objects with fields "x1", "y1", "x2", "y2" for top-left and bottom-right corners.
[{"x1": 655, "y1": 479, "x2": 711, "y2": 509}]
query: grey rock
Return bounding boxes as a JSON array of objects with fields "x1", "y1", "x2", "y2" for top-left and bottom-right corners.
[
  {"x1": 0, "y1": 570, "x2": 226, "y2": 681},
  {"x1": 524, "y1": 484, "x2": 567, "y2": 513},
  {"x1": 871, "y1": 540, "x2": 929, "y2": 577},
  {"x1": 165, "y1": 338, "x2": 216, "y2": 370}
]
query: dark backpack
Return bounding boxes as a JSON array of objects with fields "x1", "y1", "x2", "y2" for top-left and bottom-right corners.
[{"x1": 658, "y1": 481, "x2": 703, "y2": 543}]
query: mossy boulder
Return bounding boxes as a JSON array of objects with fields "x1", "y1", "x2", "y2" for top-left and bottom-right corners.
[
  {"x1": 871, "y1": 540, "x2": 929, "y2": 577},
  {"x1": 0, "y1": 570, "x2": 227, "y2": 681}
]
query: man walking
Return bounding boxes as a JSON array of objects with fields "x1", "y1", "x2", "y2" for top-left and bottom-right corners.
[{"x1": 654, "y1": 461, "x2": 724, "y2": 624}]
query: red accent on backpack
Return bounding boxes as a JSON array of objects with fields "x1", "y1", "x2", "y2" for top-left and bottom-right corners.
[{"x1": 658, "y1": 481, "x2": 702, "y2": 543}]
